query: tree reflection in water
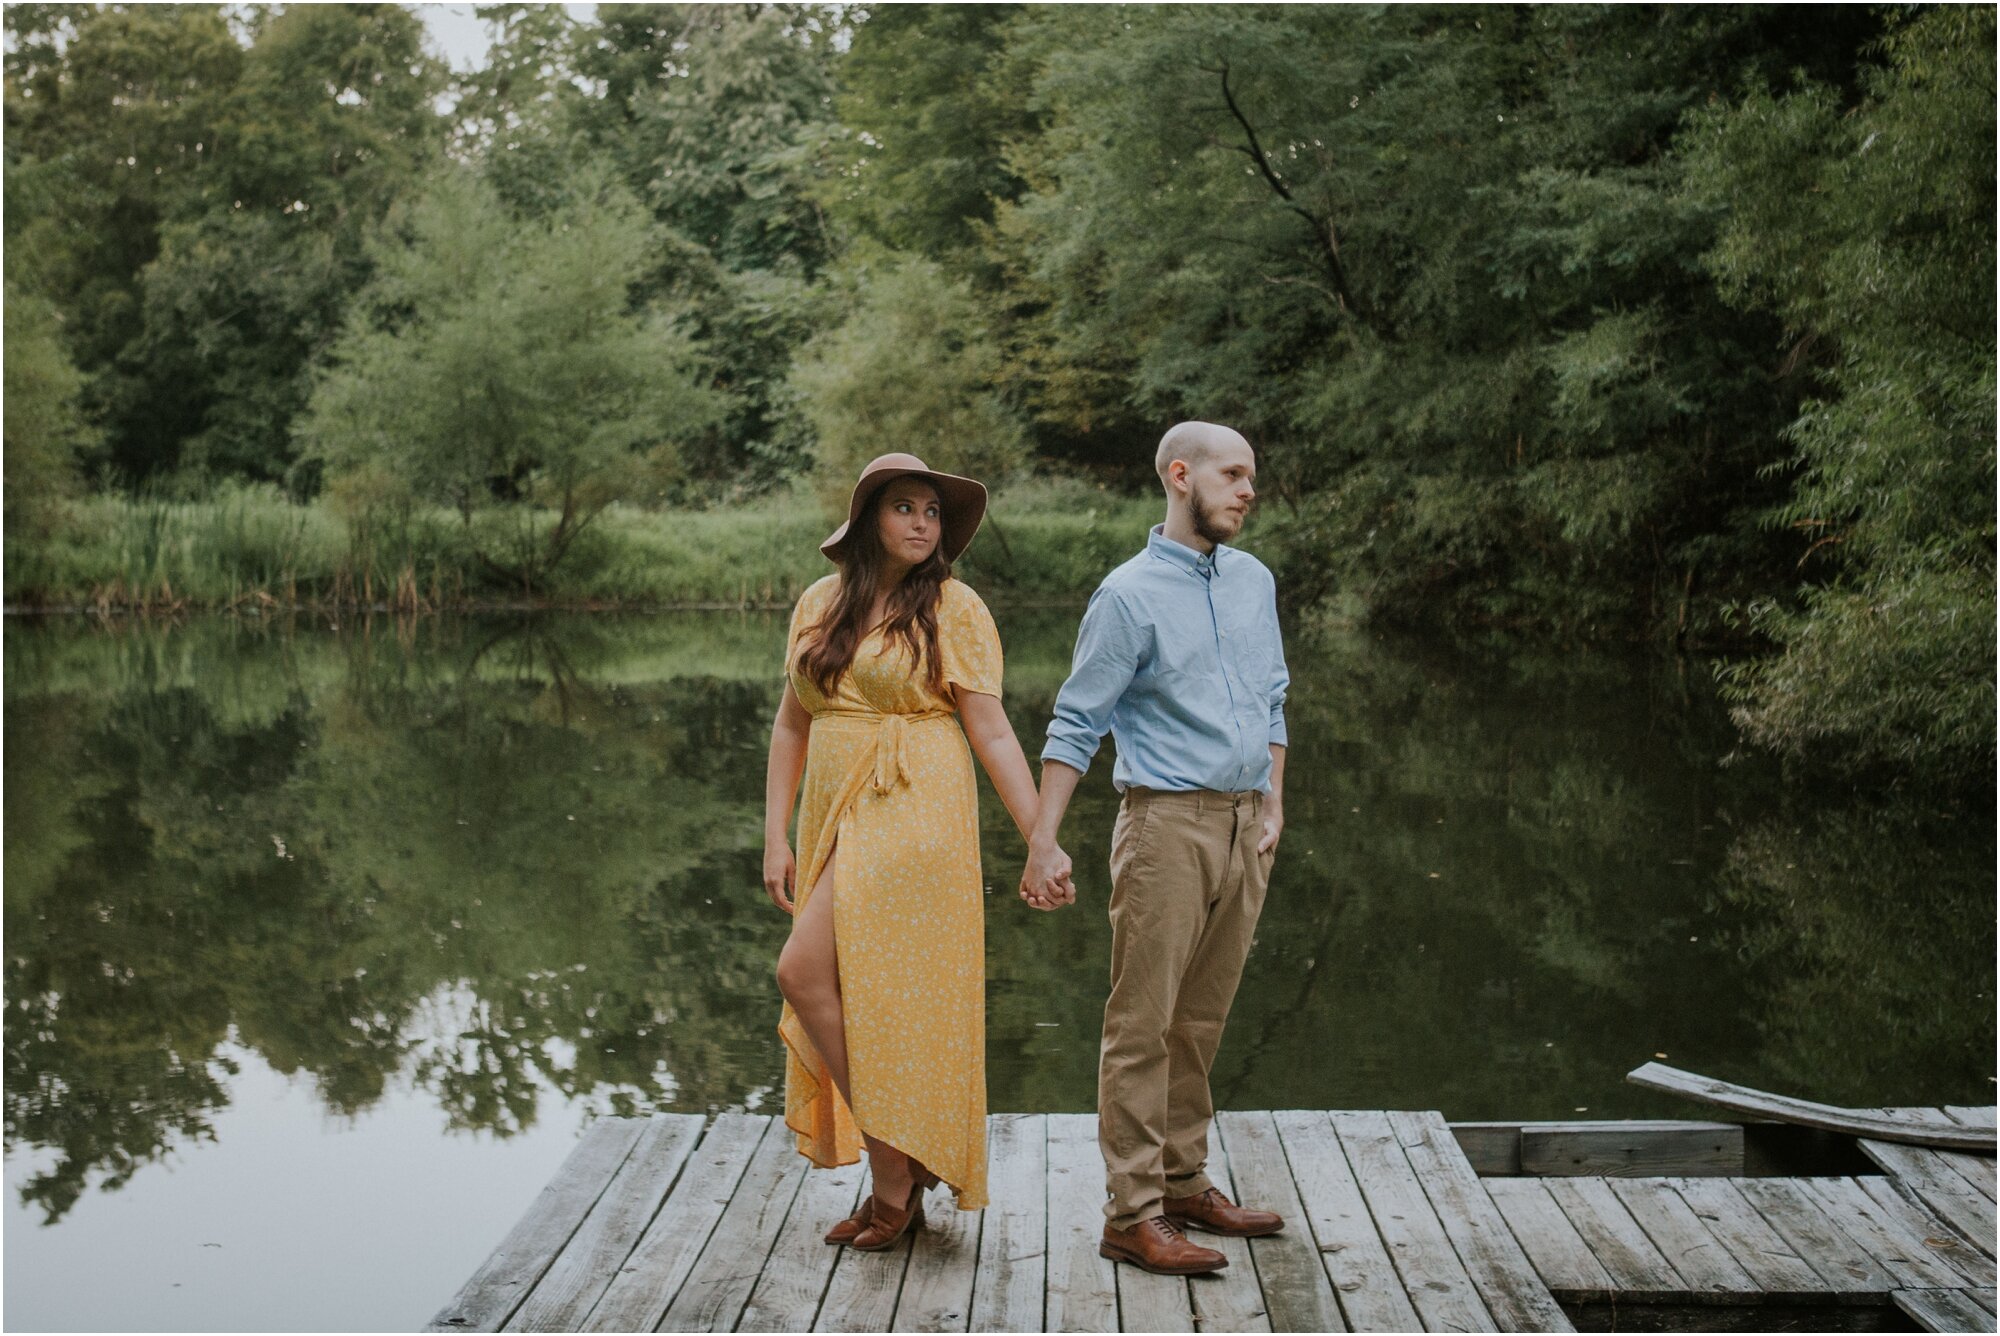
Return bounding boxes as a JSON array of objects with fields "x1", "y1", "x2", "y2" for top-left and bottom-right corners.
[{"x1": 4, "y1": 611, "x2": 1992, "y2": 1224}]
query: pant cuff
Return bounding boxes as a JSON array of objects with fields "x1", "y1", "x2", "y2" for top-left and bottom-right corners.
[
  {"x1": 1105, "y1": 1189, "x2": 1163, "y2": 1234},
  {"x1": 1163, "y1": 1171, "x2": 1214, "y2": 1201}
]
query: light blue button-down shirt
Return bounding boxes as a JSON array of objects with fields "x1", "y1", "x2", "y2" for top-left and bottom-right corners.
[{"x1": 1042, "y1": 525, "x2": 1288, "y2": 794}]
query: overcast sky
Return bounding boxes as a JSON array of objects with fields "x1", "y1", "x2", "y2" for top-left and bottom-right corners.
[{"x1": 413, "y1": 3, "x2": 599, "y2": 72}]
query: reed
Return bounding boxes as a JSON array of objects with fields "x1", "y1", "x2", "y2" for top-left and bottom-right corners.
[{"x1": 3, "y1": 481, "x2": 1160, "y2": 611}]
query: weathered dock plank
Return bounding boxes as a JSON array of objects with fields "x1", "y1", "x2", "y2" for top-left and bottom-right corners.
[
  {"x1": 894, "y1": 1177, "x2": 983, "y2": 1333},
  {"x1": 580, "y1": 1112, "x2": 767, "y2": 1332},
  {"x1": 503, "y1": 1114, "x2": 707, "y2": 1332},
  {"x1": 1881, "y1": 1108, "x2": 2000, "y2": 1207},
  {"x1": 967, "y1": 1114, "x2": 1048, "y2": 1334},
  {"x1": 814, "y1": 1193, "x2": 915, "y2": 1335},
  {"x1": 1044, "y1": 1113, "x2": 1116, "y2": 1333},
  {"x1": 1214, "y1": 1111, "x2": 1331, "y2": 1333},
  {"x1": 1796, "y1": 1177, "x2": 1977, "y2": 1291},
  {"x1": 1520, "y1": 1121, "x2": 1743, "y2": 1179},
  {"x1": 1860, "y1": 1139, "x2": 1997, "y2": 1257},
  {"x1": 1852, "y1": 1176, "x2": 1996, "y2": 1288},
  {"x1": 439, "y1": 1107, "x2": 2000, "y2": 1334},
  {"x1": 1485, "y1": 1178, "x2": 1617, "y2": 1301},
  {"x1": 1542, "y1": 1176, "x2": 1687, "y2": 1303},
  {"x1": 1627, "y1": 1065, "x2": 1995, "y2": 1151},
  {"x1": 1731, "y1": 1177, "x2": 1896, "y2": 1299},
  {"x1": 1666, "y1": 1176, "x2": 1827, "y2": 1302},
  {"x1": 1113, "y1": 1257, "x2": 1194, "y2": 1334},
  {"x1": 1451, "y1": 1122, "x2": 1523, "y2": 1177},
  {"x1": 1273, "y1": 1110, "x2": 1421, "y2": 1333},
  {"x1": 1605, "y1": 1178, "x2": 1756, "y2": 1299},
  {"x1": 736, "y1": 1156, "x2": 866, "y2": 1333},
  {"x1": 426, "y1": 1116, "x2": 653, "y2": 1332},
  {"x1": 1391, "y1": 1110, "x2": 1572, "y2": 1333},
  {"x1": 1183, "y1": 1117, "x2": 1267, "y2": 1334},
  {"x1": 1943, "y1": 1152, "x2": 1997, "y2": 1204},
  {"x1": 657, "y1": 1118, "x2": 809, "y2": 1332},
  {"x1": 1332, "y1": 1110, "x2": 1495, "y2": 1332},
  {"x1": 1894, "y1": 1286, "x2": 1998, "y2": 1333}
]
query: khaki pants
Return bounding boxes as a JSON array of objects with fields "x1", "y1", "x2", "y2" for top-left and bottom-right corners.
[{"x1": 1099, "y1": 787, "x2": 1271, "y2": 1230}]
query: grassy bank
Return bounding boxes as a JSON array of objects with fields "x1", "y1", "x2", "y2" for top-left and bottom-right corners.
[{"x1": 3, "y1": 480, "x2": 1166, "y2": 612}]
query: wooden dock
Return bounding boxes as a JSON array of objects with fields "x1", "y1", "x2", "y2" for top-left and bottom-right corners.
[{"x1": 427, "y1": 1108, "x2": 1996, "y2": 1333}]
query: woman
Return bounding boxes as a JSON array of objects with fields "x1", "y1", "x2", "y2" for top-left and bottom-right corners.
[{"x1": 763, "y1": 453, "x2": 1051, "y2": 1250}]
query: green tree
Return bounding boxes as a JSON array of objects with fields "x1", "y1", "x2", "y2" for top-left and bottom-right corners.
[
  {"x1": 1682, "y1": 7, "x2": 1996, "y2": 778},
  {"x1": 2, "y1": 283, "x2": 95, "y2": 533},
  {"x1": 989, "y1": 6, "x2": 1874, "y2": 630},
  {"x1": 455, "y1": 4, "x2": 844, "y2": 493},
  {"x1": 820, "y1": 5, "x2": 1032, "y2": 262},
  {"x1": 295, "y1": 168, "x2": 728, "y2": 591},
  {"x1": 578, "y1": 3, "x2": 839, "y2": 276},
  {"x1": 792, "y1": 254, "x2": 1030, "y2": 507},
  {"x1": 2, "y1": 3, "x2": 446, "y2": 487}
]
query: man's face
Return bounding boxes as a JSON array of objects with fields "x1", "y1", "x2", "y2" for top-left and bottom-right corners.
[{"x1": 1181, "y1": 441, "x2": 1257, "y2": 545}]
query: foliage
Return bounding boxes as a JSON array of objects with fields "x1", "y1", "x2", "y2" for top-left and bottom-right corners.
[
  {"x1": 2, "y1": 3, "x2": 446, "y2": 486},
  {"x1": 295, "y1": 168, "x2": 728, "y2": 591},
  {"x1": 988, "y1": 5, "x2": 1879, "y2": 636},
  {"x1": 1682, "y1": 7, "x2": 1996, "y2": 778},
  {"x1": 3, "y1": 3, "x2": 1990, "y2": 776},
  {"x1": 455, "y1": 3, "x2": 843, "y2": 493},
  {"x1": 792, "y1": 254, "x2": 1031, "y2": 509},
  {"x1": 0, "y1": 484, "x2": 1154, "y2": 612},
  {"x1": 819, "y1": 5, "x2": 1032, "y2": 262},
  {"x1": 3, "y1": 283, "x2": 94, "y2": 534}
]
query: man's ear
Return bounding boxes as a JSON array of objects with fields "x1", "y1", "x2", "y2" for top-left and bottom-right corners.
[{"x1": 1167, "y1": 459, "x2": 1189, "y2": 497}]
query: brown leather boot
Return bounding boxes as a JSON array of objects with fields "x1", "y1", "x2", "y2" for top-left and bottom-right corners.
[
  {"x1": 825, "y1": 1165, "x2": 940, "y2": 1245},
  {"x1": 1099, "y1": 1216, "x2": 1228, "y2": 1275},
  {"x1": 1163, "y1": 1186, "x2": 1284, "y2": 1237},
  {"x1": 823, "y1": 1196, "x2": 873, "y2": 1245},
  {"x1": 851, "y1": 1178, "x2": 926, "y2": 1251}
]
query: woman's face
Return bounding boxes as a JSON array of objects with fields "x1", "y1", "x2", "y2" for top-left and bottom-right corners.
[{"x1": 873, "y1": 478, "x2": 943, "y2": 573}]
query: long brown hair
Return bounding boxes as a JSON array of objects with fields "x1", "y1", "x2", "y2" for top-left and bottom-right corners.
[{"x1": 797, "y1": 485, "x2": 951, "y2": 699}]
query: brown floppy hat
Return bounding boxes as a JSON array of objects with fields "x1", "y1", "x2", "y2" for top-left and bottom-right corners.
[{"x1": 821, "y1": 453, "x2": 989, "y2": 564}]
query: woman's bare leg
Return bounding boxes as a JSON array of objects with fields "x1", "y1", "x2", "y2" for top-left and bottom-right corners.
[{"x1": 776, "y1": 847, "x2": 916, "y2": 1205}]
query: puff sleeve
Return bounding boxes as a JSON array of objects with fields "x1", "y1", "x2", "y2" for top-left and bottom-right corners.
[
  {"x1": 785, "y1": 576, "x2": 835, "y2": 685},
  {"x1": 939, "y1": 581, "x2": 1004, "y2": 700}
]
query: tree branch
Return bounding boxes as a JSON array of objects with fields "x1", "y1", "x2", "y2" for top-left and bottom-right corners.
[{"x1": 1199, "y1": 59, "x2": 1390, "y2": 340}]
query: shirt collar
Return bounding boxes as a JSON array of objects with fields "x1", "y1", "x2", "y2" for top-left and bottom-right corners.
[{"x1": 1147, "y1": 524, "x2": 1225, "y2": 579}]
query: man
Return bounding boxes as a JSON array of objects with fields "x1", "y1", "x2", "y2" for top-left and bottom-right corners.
[{"x1": 1022, "y1": 421, "x2": 1290, "y2": 1276}]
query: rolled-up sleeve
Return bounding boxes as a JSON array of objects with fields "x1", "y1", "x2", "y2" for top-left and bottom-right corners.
[
  {"x1": 1042, "y1": 587, "x2": 1142, "y2": 774},
  {"x1": 1267, "y1": 619, "x2": 1290, "y2": 747}
]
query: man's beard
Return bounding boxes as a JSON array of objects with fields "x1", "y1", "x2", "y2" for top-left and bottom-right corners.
[{"x1": 1187, "y1": 484, "x2": 1240, "y2": 546}]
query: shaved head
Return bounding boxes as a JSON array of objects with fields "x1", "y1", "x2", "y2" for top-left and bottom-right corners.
[{"x1": 1155, "y1": 421, "x2": 1252, "y2": 489}]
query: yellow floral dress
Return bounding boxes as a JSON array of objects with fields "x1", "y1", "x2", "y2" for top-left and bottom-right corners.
[{"x1": 778, "y1": 574, "x2": 1001, "y2": 1210}]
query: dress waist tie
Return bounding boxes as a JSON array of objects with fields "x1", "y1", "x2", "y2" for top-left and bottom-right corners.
[{"x1": 795, "y1": 708, "x2": 955, "y2": 910}]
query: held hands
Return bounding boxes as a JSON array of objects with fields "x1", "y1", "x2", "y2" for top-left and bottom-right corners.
[
  {"x1": 1019, "y1": 839, "x2": 1076, "y2": 912},
  {"x1": 763, "y1": 839, "x2": 796, "y2": 914}
]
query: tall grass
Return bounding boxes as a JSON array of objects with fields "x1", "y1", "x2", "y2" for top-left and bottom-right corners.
[{"x1": 3, "y1": 480, "x2": 1162, "y2": 611}]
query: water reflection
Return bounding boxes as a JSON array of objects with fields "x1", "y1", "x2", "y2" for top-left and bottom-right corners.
[{"x1": 4, "y1": 612, "x2": 1992, "y2": 1226}]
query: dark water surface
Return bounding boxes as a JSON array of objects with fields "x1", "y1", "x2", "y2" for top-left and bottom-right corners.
[{"x1": 5, "y1": 609, "x2": 1992, "y2": 1330}]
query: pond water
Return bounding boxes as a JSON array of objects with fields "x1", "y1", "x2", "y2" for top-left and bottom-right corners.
[{"x1": 4, "y1": 608, "x2": 1992, "y2": 1330}]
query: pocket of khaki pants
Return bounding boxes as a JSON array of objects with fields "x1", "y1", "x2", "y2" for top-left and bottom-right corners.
[{"x1": 1109, "y1": 798, "x2": 1155, "y2": 885}]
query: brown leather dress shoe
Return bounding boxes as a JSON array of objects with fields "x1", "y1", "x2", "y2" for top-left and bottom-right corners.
[
  {"x1": 1163, "y1": 1186, "x2": 1284, "y2": 1237},
  {"x1": 1099, "y1": 1216, "x2": 1228, "y2": 1275}
]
